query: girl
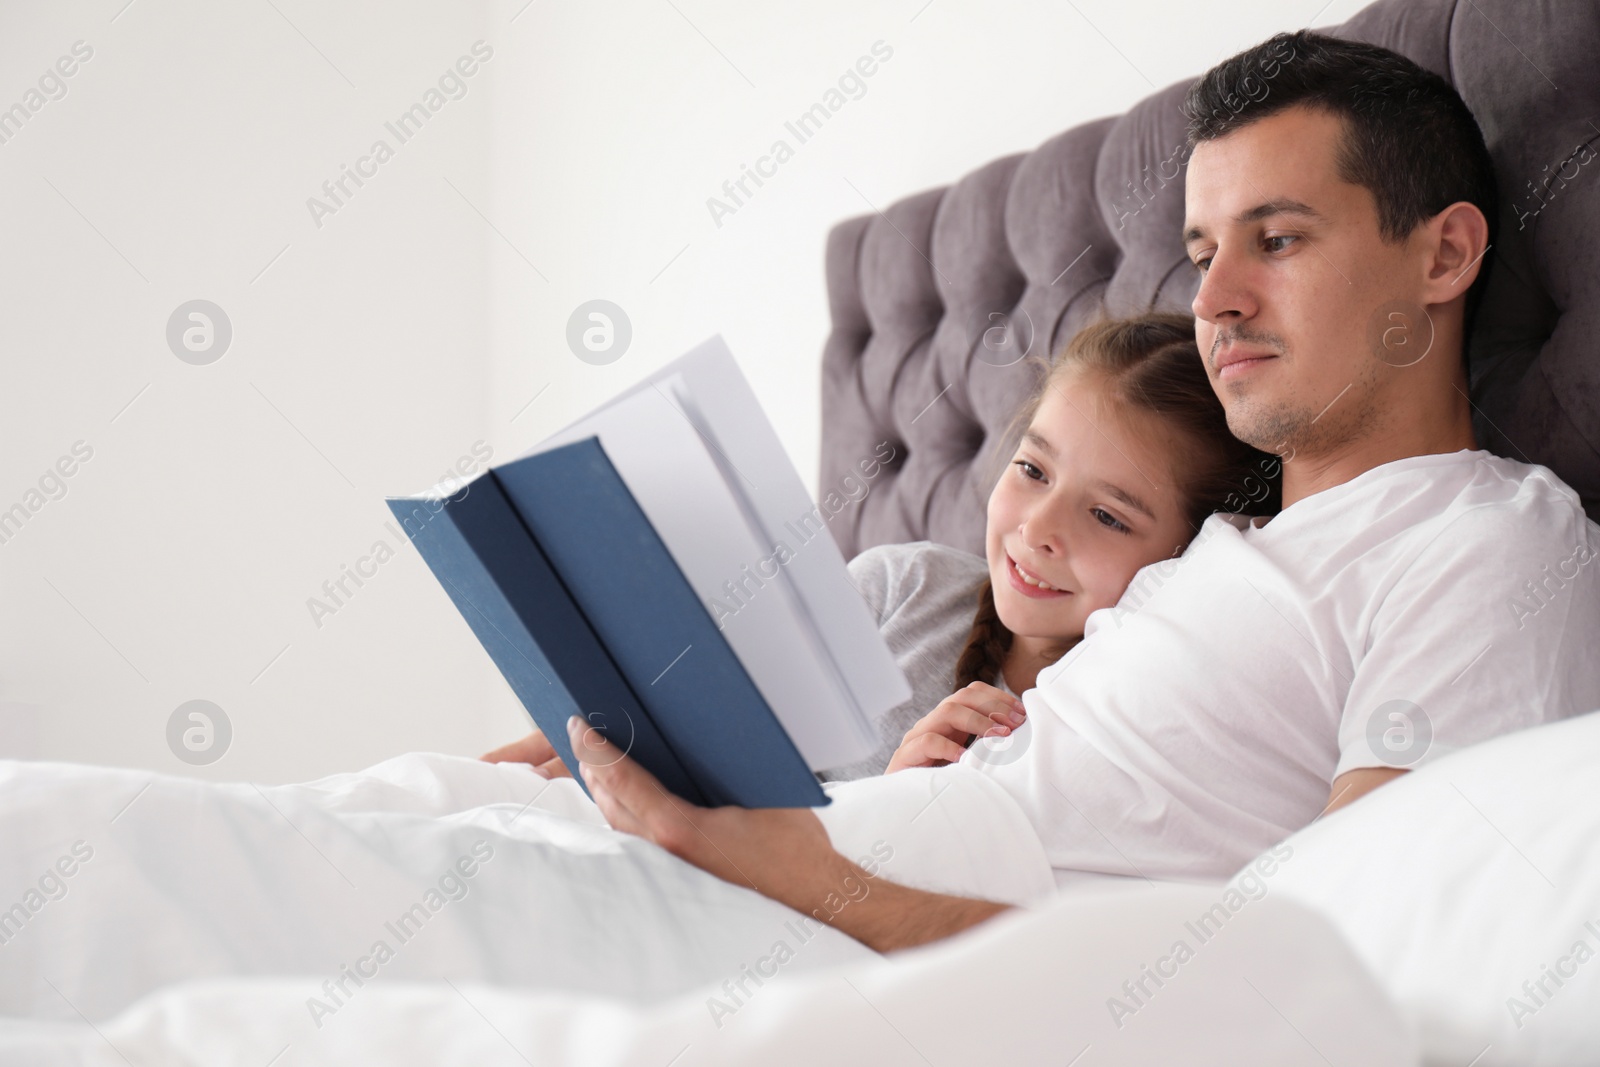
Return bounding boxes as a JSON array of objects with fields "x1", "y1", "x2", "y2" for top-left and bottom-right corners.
[{"x1": 834, "y1": 311, "x2": 1279, "y2": 778}]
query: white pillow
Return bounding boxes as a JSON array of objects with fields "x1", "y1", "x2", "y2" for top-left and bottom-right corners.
[{"x1": 1268, "y1": 709, "x2": 1600, "y2": 1067}]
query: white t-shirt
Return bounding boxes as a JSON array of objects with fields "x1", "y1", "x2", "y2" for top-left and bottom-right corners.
[{"x1": 962, "y1": 449, "x2": 1600, "y2": 883}]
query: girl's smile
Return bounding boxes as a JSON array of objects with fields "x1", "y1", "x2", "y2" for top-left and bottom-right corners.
[{"x1": 1004, "y1": 554, "x2": 1071, "y2": 598}]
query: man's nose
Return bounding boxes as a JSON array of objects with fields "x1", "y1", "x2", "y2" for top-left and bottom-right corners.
[{"x1": 1191, "y1": 247, "x2": 1257, "y2": 325}]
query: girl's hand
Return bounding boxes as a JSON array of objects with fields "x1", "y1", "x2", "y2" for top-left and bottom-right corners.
[{"x1": 885, "y1": 682, "x2": 1026, "y2": 773}]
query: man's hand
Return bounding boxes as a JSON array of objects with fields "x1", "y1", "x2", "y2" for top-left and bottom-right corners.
[
  {"x1": 886, "y1": 682, "x2": 1026, "y2": 774},
  {"x1": 565, "y1": 716, "x2": 1010, "y2": 953},
  {"x1": 480, "y1": 728, "x2": 572, "y2": 779},
  {"x1": 1320, "y1": 766, "x2": 1408, "y2": 817}
]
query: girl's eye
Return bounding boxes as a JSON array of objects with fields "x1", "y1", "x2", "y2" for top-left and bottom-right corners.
[
  {"x1": 1013, "y1": 459, "x2": 1044, "y2": 481},
  {"x1": 1091, "y1": 507, "x2": 1130, "y2": 533}
]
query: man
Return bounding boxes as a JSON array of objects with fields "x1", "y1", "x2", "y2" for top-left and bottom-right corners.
[{"x1": 490, "y1": 30, "x2": 1600, "y2": 952}]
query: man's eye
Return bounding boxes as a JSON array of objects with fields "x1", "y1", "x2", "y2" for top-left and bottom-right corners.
[
  {"x1": 1013, "y1": 460, "x2": 1043, "y2": 481},
  {"x1": 1193, "y1": 256, "x2": 1211, "y2": 274},
  {"x1": 1264, "y1": 235, "x2": 1297, "y2": 253}
]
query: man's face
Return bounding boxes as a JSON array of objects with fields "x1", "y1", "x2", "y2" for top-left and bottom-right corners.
[{"x1": 1183, "y1": 105, "x2": 1425, "y2": 457}]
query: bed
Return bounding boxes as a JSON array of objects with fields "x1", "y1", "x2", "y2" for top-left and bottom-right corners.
[
  {"x1": 3, "y1": 715, "x2": 1600, "y2": 1065},
  {"x1": 5, "y1": 0, "x2": 1600, "y2": 1063}
]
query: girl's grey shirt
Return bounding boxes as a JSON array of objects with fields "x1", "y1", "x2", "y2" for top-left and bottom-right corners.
[{"x1": 818, "y1": 540, "x2": 997, "y2": 782}]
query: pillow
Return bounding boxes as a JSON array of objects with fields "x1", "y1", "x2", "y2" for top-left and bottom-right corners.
[{"x1": 1268, "y1": 709, "x2": 1600, "y2": 1067}]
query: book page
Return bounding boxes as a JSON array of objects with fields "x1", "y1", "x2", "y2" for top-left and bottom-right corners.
[{"x1": 528, "y1": 338, "x2": 908, "y2": 770}]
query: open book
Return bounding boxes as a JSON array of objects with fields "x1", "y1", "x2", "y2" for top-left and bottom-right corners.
[{"x1": 388, "y1": 336, "x2": 910, "y2": 808}]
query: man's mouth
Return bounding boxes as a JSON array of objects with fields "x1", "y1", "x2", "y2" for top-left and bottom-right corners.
[{"x1": 1214, "y1": 345, "x2": 1278, "y2": 380}]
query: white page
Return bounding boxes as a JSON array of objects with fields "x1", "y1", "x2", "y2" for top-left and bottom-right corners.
[
  {"x1": 642, "y1": 341, "x2": 913, "y2": 723},
  {"x1": 528, "y1": 339, "x2": 907, "y2": 769},
  {"x1": 529, "y1": 337, "x2": 911, "y2": 719},
  {"x1": 532, "y1": 390, "x2": 876, "y2": 769}
]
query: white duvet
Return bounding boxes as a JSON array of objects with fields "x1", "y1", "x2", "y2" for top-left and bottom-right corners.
[
  {"x1": 0, "y1": 752, "x2": 1413, "y2": 1065},
  {"x1": 0, "y1": 754, "x2": 884, "y2": 1019}
]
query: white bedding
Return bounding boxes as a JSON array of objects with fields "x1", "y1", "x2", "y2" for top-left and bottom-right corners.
[
  {"x1": 0, "y1": 751, "x2": 1414, "y2": 1064},
  {"x1": 0, "y1": 888, "x2": 1413, "y2": 1066},
  {"x1": 1270, "y1": 710, "x2": 1600, "y2": 1067},
  {"x1": 0, "y1": 753, "x2": 877, "y2": 1022}
]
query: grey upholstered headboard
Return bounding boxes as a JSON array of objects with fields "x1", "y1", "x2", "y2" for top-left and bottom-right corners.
[{"x1": 819, "y1": 0, "x2": 1600, "y2": 559}]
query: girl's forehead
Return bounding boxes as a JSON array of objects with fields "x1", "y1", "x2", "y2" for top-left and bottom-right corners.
[
  {"x1": 1030, "y1": 375, "x2": 1184, "y2": 499},
  {"x1": 1033, "y1": 373, "x2": 1134, "y2": 452}
]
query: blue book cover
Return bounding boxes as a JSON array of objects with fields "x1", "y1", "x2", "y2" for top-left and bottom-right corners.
[
  {"x1": 387, "y1": 475, "x2": 703, "y2": 805},
  {"x1": 391, "y1": 436, "x2": 828, "y2": 808}
]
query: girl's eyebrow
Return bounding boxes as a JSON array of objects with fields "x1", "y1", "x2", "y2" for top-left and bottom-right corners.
[
  {"x1": 1025, "y1": 430, "x2": 1156, "y2": 519},
  {"x1": 1092, "y1": 479, "x2": 1156, "y2": 521},
  {"x1": 1022, "y1": 430, "x2": 1055, "y2": 457}
]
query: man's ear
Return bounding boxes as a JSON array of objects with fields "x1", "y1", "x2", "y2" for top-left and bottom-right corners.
[{"x1": 1420, "y1": 200, "x2": 1490, "y2": 307}]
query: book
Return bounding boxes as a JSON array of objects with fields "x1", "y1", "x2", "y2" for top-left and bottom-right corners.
[{"x1": 388, "y1": 336, "x2": 910, "y2": 808}]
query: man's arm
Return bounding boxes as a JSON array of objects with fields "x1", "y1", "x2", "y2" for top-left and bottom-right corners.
[
  {"x1": 1320, "y1": 766, "x2": 1407, "y2": 817},
  {"x1": 565, "y1": 716, "x2": 1010, "y2": 952}
]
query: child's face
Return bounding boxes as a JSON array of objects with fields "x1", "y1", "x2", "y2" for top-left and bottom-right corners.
[{"x1": 985, "y1": 370, "x2": 1196, "y2": 645}]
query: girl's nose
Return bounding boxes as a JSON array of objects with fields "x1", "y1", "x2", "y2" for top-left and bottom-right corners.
[{"x1": 1018, "y1": 515, "x2": 1061, "y2": 556}]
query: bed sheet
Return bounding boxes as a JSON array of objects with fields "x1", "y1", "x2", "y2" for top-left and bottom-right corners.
[
  {"x1": 0, "y1": 886, "x2": 1412, "y2": 1066},
  {"x1": 0, "y1": 752, "x2": 1412, "y2": 1065}
]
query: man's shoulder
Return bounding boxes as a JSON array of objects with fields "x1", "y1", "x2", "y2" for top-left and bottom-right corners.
[
  {"x1": 1358, "y1": 452, "x2": 1597, "y2": 590},
  {"x1": 1413, "y1": 452, "x2": 1590, "y2": 548}
]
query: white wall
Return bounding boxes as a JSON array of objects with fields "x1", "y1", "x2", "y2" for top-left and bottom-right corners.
[{"x1": 1, "y1": 0, "x2": 1365, "y2": 782}]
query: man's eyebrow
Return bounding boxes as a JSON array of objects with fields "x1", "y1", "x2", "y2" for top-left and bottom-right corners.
[
  {"x1": 1183, "y1": 199, "x2": 1325, "y2": 246},
  {"x1": 1093, "y1": 479, "x2": 1156, "y2": 521}
]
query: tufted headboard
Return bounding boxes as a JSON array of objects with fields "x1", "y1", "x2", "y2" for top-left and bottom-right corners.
[{"x1": 819, "y1": 0, "x2": 1600, "y2": 559}]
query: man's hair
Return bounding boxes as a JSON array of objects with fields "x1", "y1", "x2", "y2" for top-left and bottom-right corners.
[{"x1": 1183, "y1": 30, "x2": 1498, "y2": 338}]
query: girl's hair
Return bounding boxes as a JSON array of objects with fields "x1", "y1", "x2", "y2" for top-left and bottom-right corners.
[{"x1": 952, "y1": 311, "x2": 1280, "y2": 693}]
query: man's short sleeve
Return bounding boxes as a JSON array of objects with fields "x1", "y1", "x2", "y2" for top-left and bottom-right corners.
[{"x1": 1337, "y1": 494, "x2": 1600, "y2": 778}]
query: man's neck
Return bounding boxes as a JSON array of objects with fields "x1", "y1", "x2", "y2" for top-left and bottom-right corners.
[{"x1": 1281, "y1": 402, "x2": 1477, "y2": 508}]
